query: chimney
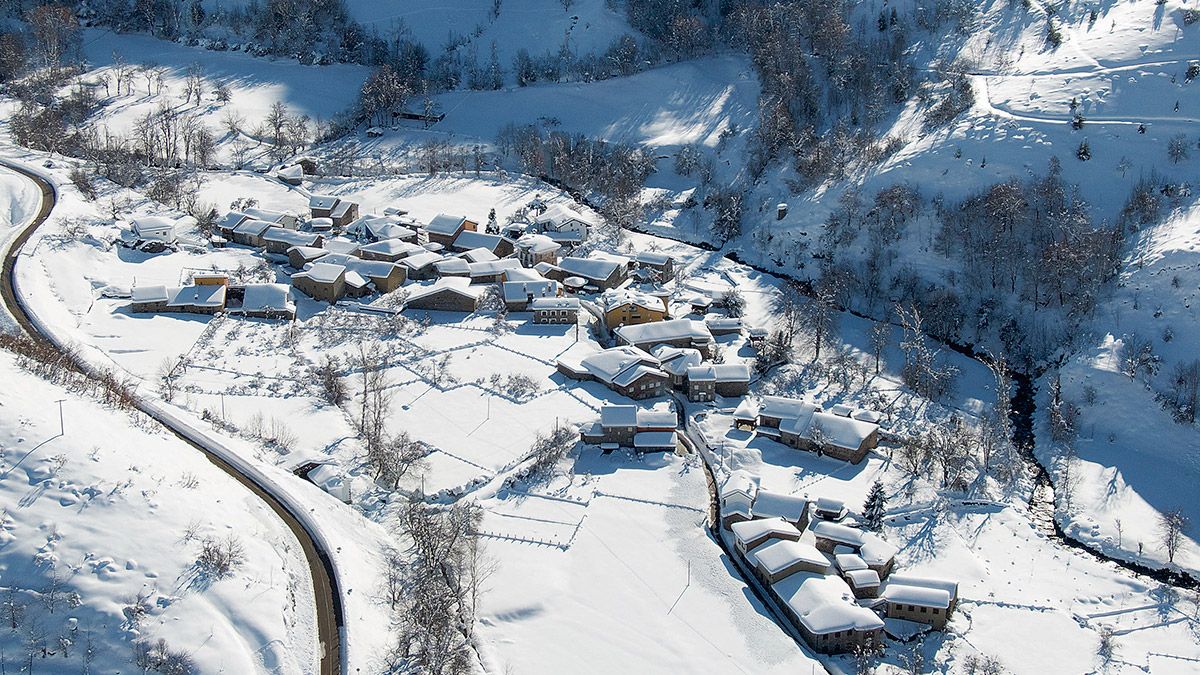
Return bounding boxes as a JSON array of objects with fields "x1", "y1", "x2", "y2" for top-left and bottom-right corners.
[{"x1": 776, "y1": 203, "x2": 788, "y2": 220}]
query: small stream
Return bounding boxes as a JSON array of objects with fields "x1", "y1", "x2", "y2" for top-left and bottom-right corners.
[{"x1": 543, "y1": 179, "x2": 1198, "y2": 589}]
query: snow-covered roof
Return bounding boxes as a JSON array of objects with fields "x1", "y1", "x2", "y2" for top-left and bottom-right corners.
[
  {"x1": 770, "y1": 572, "x2": 885, "y2": 635},
  {"x1": 615, "y1": 319, "x2": 713, "y2": 347},
  {"x1": 530, "y1": 297, "x2": 579, "y2": 311},
  {"x1": 652, "y1": 346, "x2": 703, "y2": 376},
  {"x1": 397, "y1": 250, "x2": 443, "y2": 271},
  {"x1": 851, "y1": 409, "x2": 882, "y2": 424},
  {"x1": 504, "y1": 267, "x2": 545, "y2": 283},
  {"x1": 600, "y1": 287, "x2": 665, "y2": 314},
  {"x1": 533, "y1": 203, "x2": 595, "y2": 228},
  {"x1": 233, "y1": 218, "x2": 275, "y2": 236},
  {"x1": 516, "y1": 233, "x2": 560, "y2": 254},
  {"x1": 733, "y1": 398, "x2": 759, "y2": 420},
  {"x1": 690, "y1": 294, "x2": 713, "y2": 307},
  {"x1": 309, "y1": 217, "x2": 334, "y2": 230},
  {"x1": 759, "y1": 396, "x2": 821, "y2": 421},
  {"x1": 434, "y1": 258, "x2": 470, "y2": 275},
  {"x1": 309, "y1": 195, "x2": 339, "y2": 210},
  {"x1": 882, "y1": 583, "x2": 952, "y2": 609},
  {"x1": 461, "y1": 247, "x2": 499, "y2": 263},
  {"x1": 426, "y1": 213, "x2": 467, "y2": 235},
  {"x1": 241, "y1": 284, "x2": 294, "y2": 313},
  {"x1": 747, "y1": 539, "x2": 828, "y2": 576},
  {"x1": 815, "y1": 496, "x2": 846, "y2": 513},
  {"x1": 720, "y1": 469, "x2": 758, "y2": 501},
  {"x1": 811, "y1": 521, "x2": 866, "y2": 547},
  {"x1": 557, "y1": 256, "x2": 621, "y2": 282},
  {"x1": 130, "y1": 216, "x2": 178, "y2": 240},
  {"x1": 453, "y1": 230, "x2": 507, "y2": 252},
  {"x1": 468, "y1": 259, "x2": 522, "y2": 278},
  {"x1": 611, "y1": 363, "x2": 667, "y2": 388},
  {"x1": 406, "y1": 277, "x2": 483, "y2": 303},
  {"x1": 830, "y1": 403, "x2": 855, "y2": 417},
  {"x1": 263, "y1": 227, "x2": 320, "y2": 246},
  {"x1": 845, "y1": 569, "x2": 881, "y2": 588},
  {"x1": 635, "y1": 251, "x2": 672, "y2": 266},
  {"x1": 273, "y1": 164, "x2": 303, "y2": 180},
  {"x1": 344, "y1": 270, "x2": 369, "y2": 289},
  {"x1": 295, "y1": 262, "x2": 345, "y2": 284},
  {"x1": 600, "y1": 404, "x2": 637, "y2": 428},
  {"x1": 887, "y1": 575, "x2": 958, "y2": 596},
  {"x1": 570, "y1": 346, "x2": 661, "y2": 386},
  {"x1": 330, "y1": 200, "x2": 356, "y2": 219},
  {"x1": 218, "y1": 211, "x2": 250, "y2": 230},
  {"x1": 502, "y1": 280, "x2": 559, "y2": 302},
  {"x1": 835, "y1": 554, "x2": 868, "y2": 572},
  {"x1": 730, "y1": 517, "x2": 799, "y2": 548},
  {"x1": 633, "y1": 431, "x2": 676, "y2": 449},
  {"x1": 167, "y1": 284, "x2": 226, "y2": 308},
  {"x1": 808, "y1": 412, "x2": 878, "y2": 450},
  {"x1": 288, "y1": 246, "x2": 328, "y2": 263},
  {"x1": 686, "y1": 363, "x2": 751, "y2": 383},
  {"x1": 132, "y1": 285, "x2": 169, "y2": 303},
  {"x1": 636, "y1": 409, "x2": 676, "y2": 429},
  {"x1": 705, "y1": 317, "x2": 743, "y2": 332},
  {"x1": 358, "y1": 239, "x2": 425, "y2": 258},
  {"x1": 859, "y1": 536, "x2": 899, "y2": 568},
  {"x1": 244, "y1": 207, "x2": 296, "y2": 224},
  {"x1": 752, "y1": 490, "x2": 808, "y2": 523}
]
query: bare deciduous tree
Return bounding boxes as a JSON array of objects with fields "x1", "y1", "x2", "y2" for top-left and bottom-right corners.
[{"x1": 1158, "y1": 508, "x2": 1189, "y2": 564}]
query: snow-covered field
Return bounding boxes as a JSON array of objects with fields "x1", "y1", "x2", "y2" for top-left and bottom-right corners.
[
  {"x1": 474, "y1": 450, "x2": 825, "y2": 675},
  {"x1": 0, "y1": 352, "x2": 315, "y2": 673},
  {"x1": 1038, "y1": 200, "x2": 1200, "y2": 575}
]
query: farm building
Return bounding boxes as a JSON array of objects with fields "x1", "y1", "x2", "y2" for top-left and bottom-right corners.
[
  {"x1": 530, "y1": 297, "x2": 580, "y2": 324},
  {"x1": 556, "y1": 345, "x2": 668, "y2": 400},
  {"x1": 514, "y1": 233, "x2": 561, "y2": 267},
  {"x1": 503, "y1": 279, "x2": 561, "y2": 311},
  {"x1": 291, "y1": 263, "x2": 346, "y2": 303},
  {"x1": 425, "y1": 214, "x2": 478, "y2": 247},
  {"x1": 130, "y1": 283, "x2": 226, "y2": 315},
  {"x1": 357, "y1": 239, "x2": 426, "y2": 262},
  {"x1": 745, "y1": 539, "x2": 830, "y2": 584},
  {"x1": 262, "y1": 227, "x2": 323, "y2": 255},
  {"x1": 614, "y1": 319, "x2": 714, "y2": 358},
  {"x1": 770, "y1": 572, "x2": 884, "y2": 655},
  {"x1": 652, "y1": 346, "x2": 703, "y2": 389},
  {"x1": 685, "y1": 363, "x2": 751, "y2": 401},
  {"x1": 452, "y1": 230, "x2": 514, "y2": 257},
  {"x1": 405, "y1": 277, "x2": 483, "y2": 313},
  {"x1": 600, "y1": 288, "x2": 668, "y2": 330}
]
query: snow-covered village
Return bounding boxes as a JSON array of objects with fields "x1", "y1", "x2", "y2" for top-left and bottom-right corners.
[{"x1": 1, "y1": 1, "x2": 1199, "y2": 674}]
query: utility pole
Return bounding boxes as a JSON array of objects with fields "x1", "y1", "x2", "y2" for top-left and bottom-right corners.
[{"x1": 56, "y1": 399, "x2": 66, "y2": 437}]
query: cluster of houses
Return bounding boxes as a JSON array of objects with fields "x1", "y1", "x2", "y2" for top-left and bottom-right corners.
[
  {"x1": 580, "y1": 403, "x2": 679, "y2": 453},
  {"x1": 719, "y1": 470, "x2": 959, "y2": 654},
  {"x1": 129, "y1": 272, "x2": 296, "y2": 320},
  {"x1": 128, "y1": 196, "x2": 626, "y2": 322},
  {"x1": 732, "y1": 396, "x2": 882, "y2": 464}
]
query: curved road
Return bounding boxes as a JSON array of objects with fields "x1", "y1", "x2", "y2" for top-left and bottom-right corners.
[{"x1": 0, "y1": 159, "x2": 344, "y2": 675}]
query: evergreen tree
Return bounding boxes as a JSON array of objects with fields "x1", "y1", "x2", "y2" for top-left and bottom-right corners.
[{"x1": 862, "y1": 479, "x2": 887, "y2": 531}]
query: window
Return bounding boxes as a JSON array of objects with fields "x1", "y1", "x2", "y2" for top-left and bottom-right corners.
[{"x1": 920, "y1": 606, "x2": 927, "y2": 613}]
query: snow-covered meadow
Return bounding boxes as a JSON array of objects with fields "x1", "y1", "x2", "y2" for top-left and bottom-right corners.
[{"x1": 0, "y1": 352, "x2": 316, "y2": 673}]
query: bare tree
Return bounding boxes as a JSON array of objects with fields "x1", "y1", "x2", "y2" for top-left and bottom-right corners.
[
  {"x1": 868, "y1": 320, "x2": 889, "y2": 376},
  {"x1": 369, "y1": 431, "x2": 427, "y2": 490},
  {"x1": 1097, "y1": 627, "x2": 1119, "y2": 672},
  {"x1": 1158, "y1": 508, "x2": 1189, "y2": 564},
  {"x1": 3, "y1": 587, "x2": 25, "y2": 630},
  {"x1": 1168, "y1": 359, "x2": 1200, "y2": 424}
]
